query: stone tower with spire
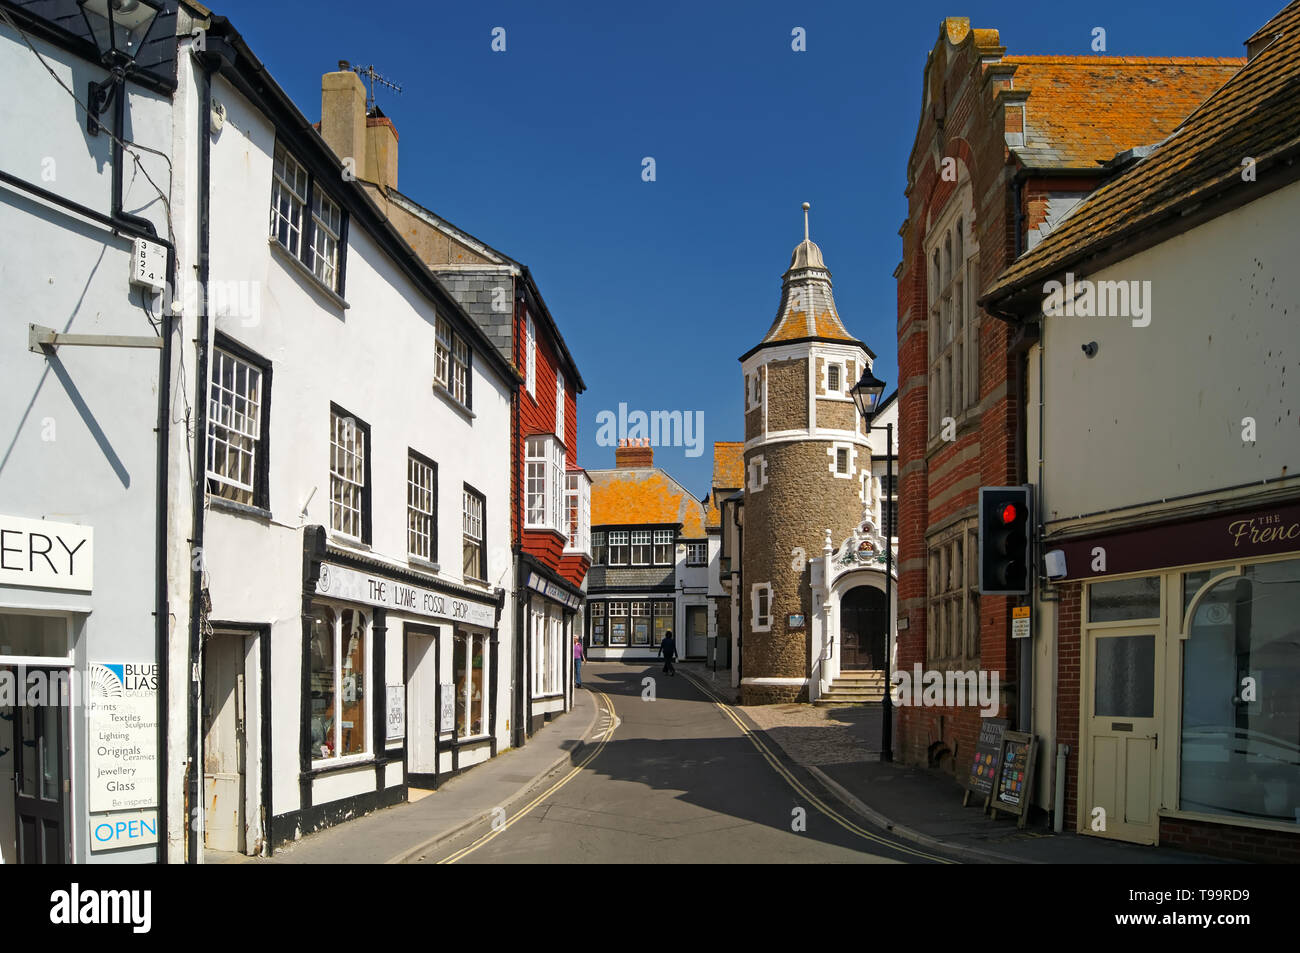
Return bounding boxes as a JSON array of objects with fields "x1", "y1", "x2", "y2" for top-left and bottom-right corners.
[{"x1": 739, "y1": 205, "x2": 876, "y2": 704}]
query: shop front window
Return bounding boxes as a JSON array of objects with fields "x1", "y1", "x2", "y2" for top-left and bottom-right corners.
[
  {"x1": 0, "y1": 614, "x2": 70, "y2": 659},
  {"x1": 590, "y1": 602, "x2": 605, "y2": 646},
  {"x1": 309, "y1": 603, "x2": 368, "y2": 762},
  {"x1": 1180, "y1": 557, "x2": 1300, "y2": 824},
  {"x1": 454, "y1": 630, "x2": 489, "y2": 737}
]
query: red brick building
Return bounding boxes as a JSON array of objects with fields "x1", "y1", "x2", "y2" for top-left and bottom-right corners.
[{"x1": 894, "y1": 17, "x2": 1240, "y2": 789}]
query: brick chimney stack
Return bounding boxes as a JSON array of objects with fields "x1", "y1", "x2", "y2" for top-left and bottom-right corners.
[{"x1": 615, "y1": 437, "x2": 654, "y2": 469}]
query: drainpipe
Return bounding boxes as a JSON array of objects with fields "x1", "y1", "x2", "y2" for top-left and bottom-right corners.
[
  {"x1": 1054, "y1": 742, "x2": 1069, "y2": 833},
  {"x1": 185, "y1": 38, "x2": 225, "y2": 865}
]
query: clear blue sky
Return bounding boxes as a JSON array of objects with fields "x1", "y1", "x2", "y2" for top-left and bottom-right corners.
[{"x1": 214, "y1": 0, "x2": 1278, "y2": 495}]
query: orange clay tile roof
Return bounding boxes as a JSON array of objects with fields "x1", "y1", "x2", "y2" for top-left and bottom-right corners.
[
  {"x1": 704, "y1": 491, "x2": 722, "y2": 530},
  {"x1": 983, "y1": 3, "x2": 1298, "y2": 303},
  {"x1": 711, "y1": 442, "x2": 745, "y2": 491},
  {"x1": 1000, "y1": 56, "x2": 1243, "y2": 170},
  {"x1": 590, "y1": 468, "x2": 708, "y2": 538}
]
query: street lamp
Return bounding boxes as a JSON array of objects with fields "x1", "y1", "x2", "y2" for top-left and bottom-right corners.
[
  {"x1": 79, "y1": 0, "x2": 163, "y2": 135},
  {"x1": 851, "y1": 367, "x2": 893, "y2": 763}
]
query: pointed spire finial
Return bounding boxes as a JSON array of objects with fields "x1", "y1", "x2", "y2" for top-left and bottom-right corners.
[{"x1": 802, "y1": 202, "x2": 811, "y2": 242}]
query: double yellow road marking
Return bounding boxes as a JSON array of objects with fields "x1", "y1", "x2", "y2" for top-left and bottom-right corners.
[
  {"x1": 681, "y1": 671, "x2": 955, "y2": 864},
  {"x1": 437, "y1": 690, "x2": 618, "y2": 864}
]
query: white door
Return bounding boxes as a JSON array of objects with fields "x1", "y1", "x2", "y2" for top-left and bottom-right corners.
[
  {"x1": 406, "y1": 629, "x2": 438, "y2": 775},
  {"x1": 203, "y1": 635, "x2": 245, "y2": 853},
  {"x1": 1084, "y1": 626, "x2": 1161, "y2": 844}
]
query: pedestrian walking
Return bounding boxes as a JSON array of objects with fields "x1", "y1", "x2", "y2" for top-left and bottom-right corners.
[
  {"x1": 658, "y1": 630, "x2": 677, "y2": 676},
  {"x1": 574, "y1": 635, "x2": 585, "y2": 688}
]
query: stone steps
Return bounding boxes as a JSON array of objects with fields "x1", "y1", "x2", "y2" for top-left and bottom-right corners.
[{"x1": 815, "y1": 670, "x2": 887, "y2": 706}]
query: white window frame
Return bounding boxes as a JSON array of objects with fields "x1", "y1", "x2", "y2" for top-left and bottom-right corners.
[
  {"x1": 748, "y1": 454, "x2": 768, "y2": 492},
  {"x1": 435, "y1": 315, "x2": 471, "y2": 408},
  {"x1": 608, "y1": 531, "x2": 629, "y2": 566},
  {"x1": 827, "y1": 441, "x2": 857, "y2": 479},
  {"x1": 407, "y1": 452, "x2": 436, "y2": 562},
  {"x1": 271, "y1": 143, "x2": 346, "y2": 294},
  {"x1": 525, "y1": 312, "x2": 537, "y2": 398},
  {"x1": 746, "y1": 369, "x2": 764, "y2": 411},
  {"x1": 653, "y1": 529, "x2": 673, "y2": 565},
  {"x1": 686, "y1": 542, "x2": 708, "y2": 566},
  {"x1": 330, "y1": 409, "x2": 366, "y2": 540},
  {"x1": 525, "y1": 435, "x2": 567, "y2": 534},
  {"x1": 556, "y1": 370, "x2": 566, "y2": 442},
  {"x1": 455, "y1": 630, "x2": 490, "y2": 739},
  {"x1": 207, "y1": 346, "x2": 263, "y2": 505},
  {"x1": 631, "y1": 530, "x2": 652, "y2": 566},
  {"x1": 463, "y1": 488, "x2": 485, "y2": 583},
  {"x1": 565, "y1": 471, "x2": 591, "y2": 554},
  {"x1": 309, "y1": 603, "x2": 372, "y2": 767},
  {"x1": 752, "y1": 583, "x2": 773, "y2": 632}
]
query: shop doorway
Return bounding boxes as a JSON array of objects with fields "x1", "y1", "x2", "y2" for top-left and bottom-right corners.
[
  {"x1": 202, "y1": 635, "x2": 246, "y2": 854},
  {"x1": 405, "y1": 624, "x2": 440, "y2": 786},
  {"x1": 1083, "y1": 626, "x2": 1162, "y2": 844},
  {"x1": 685, "y1": 606, "x2": 708, "y2": 658},
  {"x1": 841, "y1": 586, "x2": 887, "y2": 671},
  {"x1": 5, "y1": 668, "x2": 69, "y2": 863}
]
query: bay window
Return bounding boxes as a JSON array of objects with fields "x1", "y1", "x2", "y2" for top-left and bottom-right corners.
[
  {"x1": 525, "y1": 435, "x2": 567, "y2": 534},
  {"x1": 565, "y1": 471, "x2": 591, "y2": 555}
]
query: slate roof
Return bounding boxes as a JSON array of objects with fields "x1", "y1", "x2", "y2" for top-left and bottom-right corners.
[
  {"x1": 1002, "y1": 56, "x2": 1243, "y2": 170},
  {"x1": 983, "y1": 2, "x2": 1300, "y2": 306},
  {"x1": 590, "y1": 467, "x2": 708, "y2": 538}
]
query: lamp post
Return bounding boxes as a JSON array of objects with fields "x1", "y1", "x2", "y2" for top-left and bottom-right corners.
[
  {"x1": 79, "y1": 0, "x2": 163, "y2": 135},
  {"x1": 851, "y1": 367, "x2": 893, "y2": 763}
]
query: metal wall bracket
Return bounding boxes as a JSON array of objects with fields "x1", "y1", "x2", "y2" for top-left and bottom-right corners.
[{"x1": 29, "y1": 323, "x2": 163, "y2": 354}]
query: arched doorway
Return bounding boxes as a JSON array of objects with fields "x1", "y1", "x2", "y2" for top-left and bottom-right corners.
[{"x1": 841, "y1": 586, "x2": 887, "y2": 671}]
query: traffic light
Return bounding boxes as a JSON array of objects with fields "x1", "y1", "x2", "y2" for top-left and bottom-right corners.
[{"x1": 978, "y1": 486, "x2": 1032, "y2": 595}]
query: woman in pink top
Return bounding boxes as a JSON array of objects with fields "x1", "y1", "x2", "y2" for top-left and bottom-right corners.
[{"x1": 573, "y1": 636, "x2": 586, "y2": 688}]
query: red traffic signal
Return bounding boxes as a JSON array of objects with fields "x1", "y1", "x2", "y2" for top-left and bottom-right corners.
[{"x1": 1000, "y1": 503, "x2": 1018, "y2": 525}]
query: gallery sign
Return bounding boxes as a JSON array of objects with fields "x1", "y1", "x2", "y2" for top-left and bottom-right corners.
[
  {"x1": 87, "y1": 662, "x2": 158, "y2": 812},
  {"x1": 316, "y1": 562, "x2": 496, "y2": 628},
  {"x1": 0, "y1": 513, "x2": 92, "y2": 592},
  {"x1": 1055, "y1": 500, "x2": 1300, "y2": 581}
]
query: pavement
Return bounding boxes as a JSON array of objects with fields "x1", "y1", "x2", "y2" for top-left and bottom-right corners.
[
  {"x1": 676, "y1": 660, "x2": 1232, "y2": 864},
  {"x1": 254, "y1": 688, "x2": 602, "y2": 863},
  {"x1": 239, "y1": 660, "x2": 1233, "y2": 864}
]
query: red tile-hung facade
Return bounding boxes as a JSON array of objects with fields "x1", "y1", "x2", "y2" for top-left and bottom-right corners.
[{"x1": 894, "y1": 18, "x2": 1241, "y2": 786}]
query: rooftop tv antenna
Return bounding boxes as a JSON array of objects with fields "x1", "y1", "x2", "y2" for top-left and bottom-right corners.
[{"x1": 339, "y1": 61, "x2": 403, "y2": 111}]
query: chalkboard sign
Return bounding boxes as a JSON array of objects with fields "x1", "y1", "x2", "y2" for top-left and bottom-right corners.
[
  {"x1": 989, "y1": 730, "x2": 1038, "y2": 828},
  {"x1": 963, "y1": 717, "x2": 1009, "y2": 807}
]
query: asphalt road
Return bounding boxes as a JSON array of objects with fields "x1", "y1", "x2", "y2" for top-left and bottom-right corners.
[{"x1": 421, "y1": 661, "x2": 956, "y2": 864}]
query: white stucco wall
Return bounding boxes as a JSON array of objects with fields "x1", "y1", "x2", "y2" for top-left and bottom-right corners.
[
  {"x1": 169, "y1": 56, "x2": 514, "y2": 842},
  {"x1": 1038, "y1": 182, "x2": 1300, "y2": 525},
  {"x1": 0, "y1": 23, "x2": 173, "y2": 865}
]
